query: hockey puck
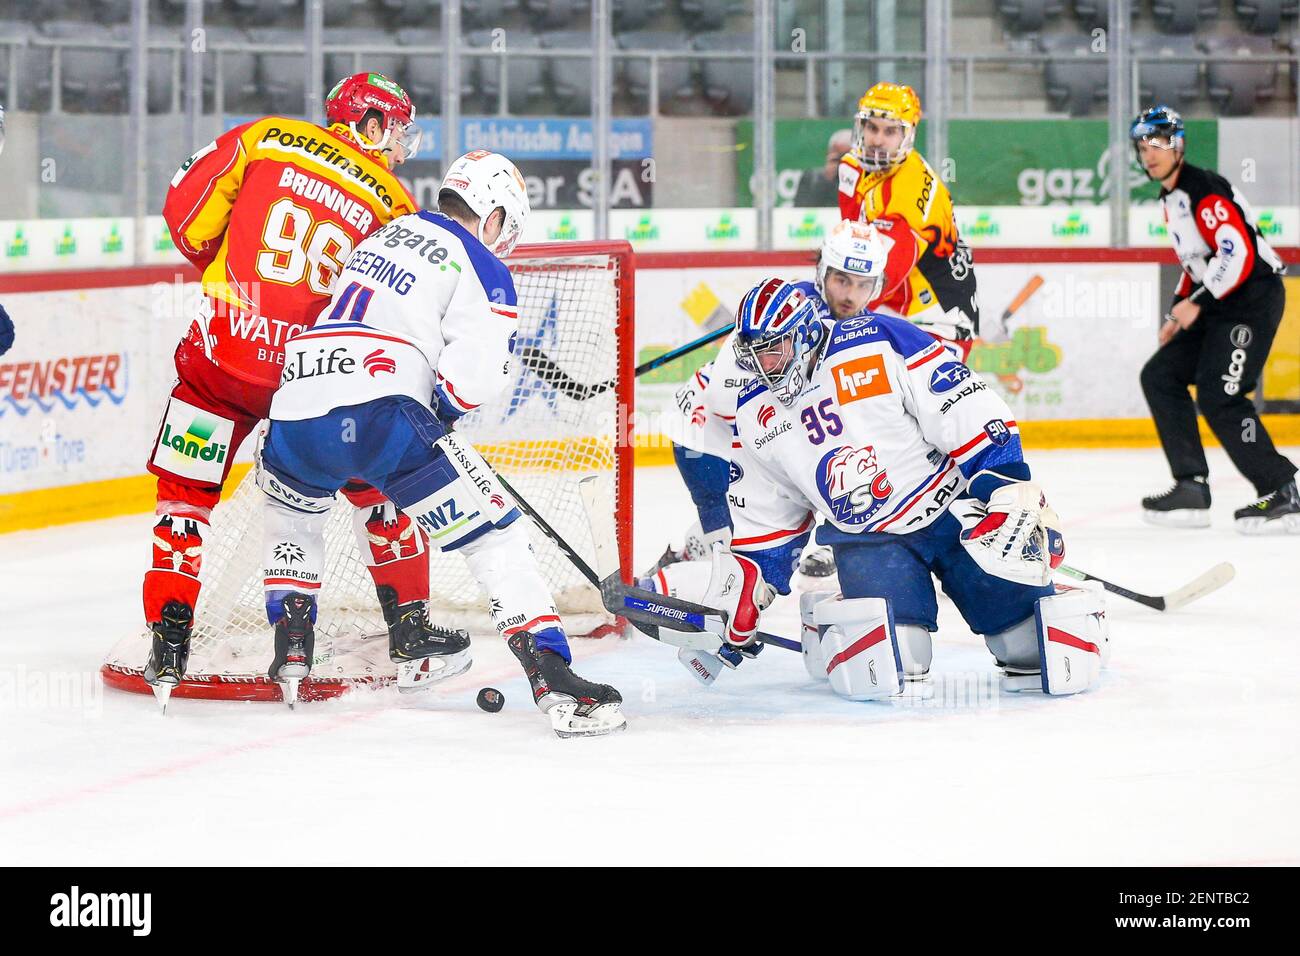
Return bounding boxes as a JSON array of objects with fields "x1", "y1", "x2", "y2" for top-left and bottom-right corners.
[{"x1": 476, "y1": 687, "x2": 505, "y2": 713}]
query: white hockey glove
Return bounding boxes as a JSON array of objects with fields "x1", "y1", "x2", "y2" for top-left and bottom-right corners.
[
  {"x1": 703, "y1": 546, "x2": 776, "y2": 652},
  {"x1": 954, "y1": 476, "x2": 1064, "y2": 588}
]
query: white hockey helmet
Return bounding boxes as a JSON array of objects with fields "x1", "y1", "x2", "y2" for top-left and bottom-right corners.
[
  {"x1": 439, "y1": 150, "x2": 531, "y2": 258},
  {"x1": 816, "y1": 219, "x2": 888, "y2": 303}
]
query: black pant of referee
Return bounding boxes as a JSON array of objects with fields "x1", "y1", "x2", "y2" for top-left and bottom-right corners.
[{"x1": 1140, "y1": 274, "x2": 1296, "y2": 499}]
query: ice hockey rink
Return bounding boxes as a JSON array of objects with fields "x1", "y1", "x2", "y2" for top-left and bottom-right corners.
[{"x1": 1, "y1": 444, "x2": 1297, "y2": 867}]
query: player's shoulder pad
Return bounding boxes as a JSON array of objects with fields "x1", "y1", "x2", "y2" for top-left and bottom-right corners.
[
  {"x1": 790, "y1": 279, "x2": 831, "y2": 317},
  {"x1": 823, "y1": 310, "x2": 941, "y2": 362},
  {"x1": 736, "y1": 377, "x2": 768, "y2": 410},
  {"x1": 838, "y1": 154, "x2": 862, "y2": 194},
  {"x1": 416, "y1": 210, "x2": 517, "y2": 305}
]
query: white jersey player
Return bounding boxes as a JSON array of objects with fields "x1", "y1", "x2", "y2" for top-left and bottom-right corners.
[
  {"x1": 649, "y1": 220, "x2": 908, "y2": 581},
  {"x1": 648, "y1": 277, "x2": 1110, "y2": 699},
  {"x1": 256, "y1": 150, "x2": 625, "y2": 737}
]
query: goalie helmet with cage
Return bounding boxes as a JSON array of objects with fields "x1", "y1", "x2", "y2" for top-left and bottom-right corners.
[
  {"x1": 817, "y1": 219, "x2": 889, "y2": 303},
  {"x1": 851, "y1": 82, "x2": 922, "y2": 173},
  {"x1": 733, "y1": 278, "x2": 826, "y2": 408},
  {"x1": 325, "y1": 71, "x2": 422, "y2": 162},
  {"x1": 1129, "y1": 104, "x2": 1185, "y2": 168},
  {"x1": 440, "y1": 150, "x2": 531, "y2": 258}
]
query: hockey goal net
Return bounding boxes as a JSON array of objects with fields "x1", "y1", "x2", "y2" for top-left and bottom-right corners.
[{"x1": 102, "y1": 241, "x2": 635, "y2": 702}]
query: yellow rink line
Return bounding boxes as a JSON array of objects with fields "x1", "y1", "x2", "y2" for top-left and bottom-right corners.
[{"x1": 2, "y1": 417, "x2": 1298, "y2": 534}]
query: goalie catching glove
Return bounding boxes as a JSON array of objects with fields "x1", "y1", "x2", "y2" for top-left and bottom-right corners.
[{"x1": 953, "y1": 475, "x2": 1064, "y2": 587}]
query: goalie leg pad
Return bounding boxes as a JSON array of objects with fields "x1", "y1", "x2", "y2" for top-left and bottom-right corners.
[
  {"x1": 799, "y1": 591, "x2": 835, "y2": 681},
  {"x1": 813, "y1": 597, "x2": 904, "y2": 700},
  {"x1": 459, "y1": 521, "x2": 571, "y2": 662},
  {"x1": 1036, "y1": 587, "x2": 1106, "y2": 695},
  {"x1": 386, "y1": 431, "x2": 518, "y2": 553},
  {"x1": 987, "y1": 588, "x2": 1107, "y2": 695}
]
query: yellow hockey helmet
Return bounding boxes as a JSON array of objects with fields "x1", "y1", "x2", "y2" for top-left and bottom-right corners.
[{"x1": 852, "y1": 82, "x2": 922, "y2": 172}]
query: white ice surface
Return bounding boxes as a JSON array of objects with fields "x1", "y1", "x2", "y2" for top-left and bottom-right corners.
[{"x1": 2, "y1": 447, "x2": 1298, "y2": 866}]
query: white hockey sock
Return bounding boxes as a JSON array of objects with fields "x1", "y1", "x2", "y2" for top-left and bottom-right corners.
[{"x1": 459, "y1": 521, "x2": 570, "y2": 659}]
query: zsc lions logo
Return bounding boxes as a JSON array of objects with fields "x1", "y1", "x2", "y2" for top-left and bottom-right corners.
[
  {"x1": 928, "y1": 361, "x2": 970, "y2": 394},
  {"x1": 816, "y1": 445, "x2": 894, "y2": 525}
]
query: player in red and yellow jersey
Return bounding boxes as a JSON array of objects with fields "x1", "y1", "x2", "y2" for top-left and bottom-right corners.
[
  {"x1": 142, "y1": 73, "x2": 425, "y2": 702},
  {"x1": 837, "y1": 82, "x2": 980, "y2": 359}
]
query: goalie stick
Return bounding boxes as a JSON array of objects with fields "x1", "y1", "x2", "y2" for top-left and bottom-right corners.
[
  {"x1": 515, "y1": 323, "x2": 736, "y2": 401},
  {"x1": 490, "y1": 470, "x2": 801, "y2": 653},
  {"x1": 1056, "y1": 561, "x2": 1235, "y2": 612}
]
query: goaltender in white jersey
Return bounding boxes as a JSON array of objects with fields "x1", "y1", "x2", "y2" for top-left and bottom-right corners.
[
  {"x1": 257, "y1": 150, "x2": 626, "y2": 737},
  {"x1": 648, "y1": 278, "x2": 1110, "y2": 699}
]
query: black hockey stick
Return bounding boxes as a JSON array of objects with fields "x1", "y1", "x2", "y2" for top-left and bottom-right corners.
[
  {"x1": 515, "y1": 346, "x2": 616, "y2": 402},
  {"x1": 513, "y1": 323, "x2": 737, "y2": 402},
  {"x1": 1056, "y1": 561, "x2": 1235, "y2": 612},
  {"x1": 492, "y1": 469, "x2": 800, "y2": 653},
  {"x1": 634, "y1": 323, "x2": 734, "y2": 377}
]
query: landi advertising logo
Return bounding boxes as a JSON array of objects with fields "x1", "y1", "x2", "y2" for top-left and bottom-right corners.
[
  {"x1": 626, "y1": 214, "x2": 659, "y2": 241},
  {"x1": 547, "y1": 214, "x2": 579, "y2": 240},
  {"x1": 1051, "y1": 211, "x2": 1090, "y2": 238},
  {"x1": 705, "y1": 213, "x2": 740, "y2": 241},
  {"x1": 965, "y1": 212, "x2": 1000, "y2": 238},
  {"x1": 5, "y1": 225, "x2": 28, "y2": 258},
  {"x1": 160, "y1": 414, "x2": 228, "y2": 465},
  {"x1": 787, "y1": 213, "x2": 824, "y2": 242}
]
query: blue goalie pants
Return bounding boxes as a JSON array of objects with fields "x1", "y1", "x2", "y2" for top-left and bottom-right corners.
[{"x1": 819, "y1": 511, "x2": 1055, "y2": 635}]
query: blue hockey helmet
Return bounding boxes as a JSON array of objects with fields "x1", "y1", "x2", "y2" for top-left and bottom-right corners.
[
  {"x1": 1130, "y1": 105, "x2": 1185, "y2": 172},
  {"x1": 733, "y1": 278, "x2": 825, "y2": 407}
]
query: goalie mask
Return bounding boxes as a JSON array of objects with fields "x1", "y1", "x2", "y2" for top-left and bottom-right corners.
[
  {"x1": 851, "y1": 82, "x2": 921, "y2": 173},
  {"x1": 816, "y1": 219, "x2": 888, "y2": 316},
  {"x1": 325, "y1": 72, "x2": 422, "y2": 164},
  {"x1": 440, "y1": 150, "x2": 531, "y2": 259},
  {"x1": 733, "y1": 278, "x2": 825, "y2": 408}
]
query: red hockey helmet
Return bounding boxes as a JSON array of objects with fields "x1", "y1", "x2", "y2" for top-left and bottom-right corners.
[{"x1": 325, "y1": 72, "x2": 421, "y2": 162}]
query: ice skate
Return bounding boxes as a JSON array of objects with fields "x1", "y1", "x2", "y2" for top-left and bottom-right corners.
[
  {"x1": 1234, "y1": 479, "x2": 1300, "y2": 535},
  {"x1": 507, "y1": 631, "x2": 626, "y2": 738},
  {"x1": 1141, "y1": 477, "x2": 1211, "y2": 528},
  {"x1": 377, "y1": 586, "x2": 472, "y2": 693},
  {"x1": 143, "y1": 600, "x2": 193, "y2": 715},
  {"x1": 269, "y1": 593, "x2": 315, "y2": 709}
]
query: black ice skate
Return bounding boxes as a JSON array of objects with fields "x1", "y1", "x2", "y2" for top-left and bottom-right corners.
[
  {"x1": 797, "y1": 544, "x2": 837, "y2": 578},
  {"x1": 507, "y1": 631, "x2": 626, "y2": 738},
  {"x1": 1141, "y1": 477, "x2": 1211, "y2": 528},
  {"x1": 377, "y1": 586, "x2": 472, "y2": 693},
  {"x1": 1234, "y1": 479, "x2": 1300, "y2": 535},
  {"x1": 143, "y1": 600, "x2": 193, "y2": 715},
  {"x1": 268, "y1": 593, "x2": 315, "y2": 709}
]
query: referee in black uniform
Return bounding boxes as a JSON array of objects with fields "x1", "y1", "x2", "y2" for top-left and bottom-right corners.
[{"x1": 1133, "y1": 106, "x2": 1297, "y2": 534}]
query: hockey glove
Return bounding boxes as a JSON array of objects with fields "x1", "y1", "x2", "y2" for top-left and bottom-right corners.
[
  {"x1": 954, "y1": 478, "x2": 1064, "y2": 588},
  {"x1": 703, "y1": 546, "x2": 776, "y2": 652}
]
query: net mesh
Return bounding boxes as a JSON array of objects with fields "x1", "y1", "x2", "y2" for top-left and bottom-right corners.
[{"x1": 103, "y1": 244, "x2": 631, "y2": 696}]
